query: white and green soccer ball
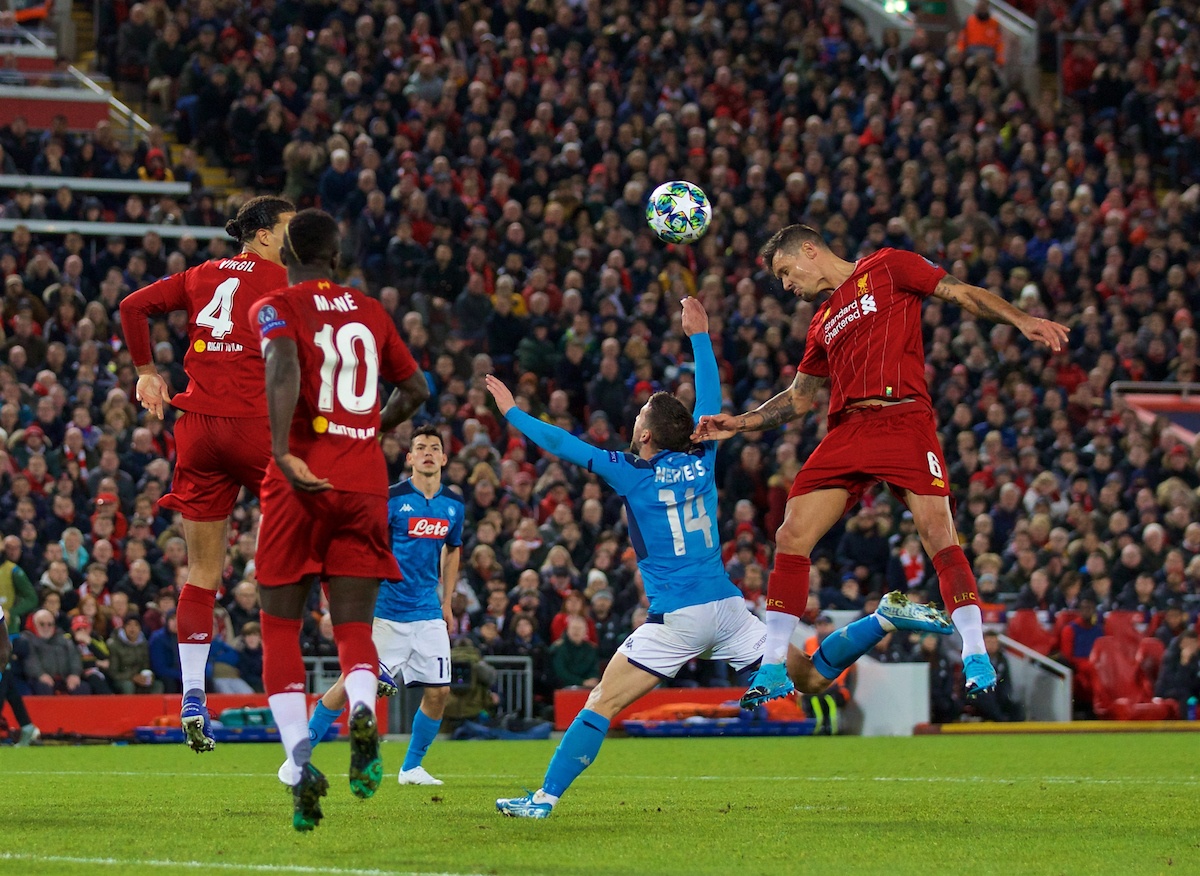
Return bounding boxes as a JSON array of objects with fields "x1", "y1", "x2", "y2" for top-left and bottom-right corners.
[{"x1": 646, "y1": 180, "x2": 712, "y2": 245}]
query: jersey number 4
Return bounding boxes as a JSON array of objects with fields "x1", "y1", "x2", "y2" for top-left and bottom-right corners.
[
  {"x1": 314, "y1": 322, "x2": 379, "y2": 413},
  {"x1": 197, "y1": 277, "x2": 239, "y2": 339},
  {"x1": 659, "y1": 487, "x2": 714, "y2": 556}
]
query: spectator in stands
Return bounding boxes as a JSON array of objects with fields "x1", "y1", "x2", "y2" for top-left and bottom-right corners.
[
  {"x1": 22, "y1": 607, "x2": 89, "y2": 694},
  {"x1": 1154, "y1": 629, "x2": 1200, "y2": 710},
  {"x1": 1154, "y1": 599, "x2": 1191, "y2": 648},
  {"x1": 236, "y1": 621, "x2": 263, "y2": 693},
  {"x1": 1059, "y1": 592, "x2": 1104, "y2": 715},
  {"x1": 550, "y1": 615, "x2": 598, "y2": 690},
  {"x1": 148, "y1": 607, "x2": 181, "y2": 693},
  {"x1": 921, "y1": 633, "x2": 961, "y2": 724},
  {"x1": 107, "y1": 612, "x2": 160, "y2": 693},
  {"x1": 975, "y1": 631, "x2": 1024, "y2": 722}
]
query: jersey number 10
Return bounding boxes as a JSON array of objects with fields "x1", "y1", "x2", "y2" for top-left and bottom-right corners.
[
  {"x1": 314, "y1": 322, "x2": 380, "y2": 414},
  {"x1": 659, "y1": 488, "x2": 714, "y2": 556}
]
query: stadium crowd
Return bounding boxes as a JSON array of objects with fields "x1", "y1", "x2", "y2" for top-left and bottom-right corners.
[{"x1": 2, "y1": 0, "x2": 1200, "y2": 728}]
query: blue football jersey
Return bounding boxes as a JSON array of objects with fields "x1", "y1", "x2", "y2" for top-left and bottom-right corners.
[
  {"x1": 375, "y1": 481, "x2": 464, "y2": 623},
  {"x1": 504, "y1": 333, "x2": 740, "y2": 615}
]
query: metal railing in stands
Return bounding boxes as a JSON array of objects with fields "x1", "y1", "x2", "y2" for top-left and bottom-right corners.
[
  {"x1": 0, "y1": 218, "x2": 227, "y2": 239},
  {"x1": 1111, "y1": 381, "x2": 1200, "y2": 400},
  {"x1": 0, "y1": 174, "x2": 191, "y2": 196},
  {"x1": 483, "y1": 655, "x2": 534, "y2": 721},
  {"x1": 302, "y1": 656, "x2": 344, "y2": 695},
  {"x1": 13, "y1": 21, "x2": 149, "y2": 145},
  {"x1": 302, "y1": 655, "x2": 536, "y2": 731}
]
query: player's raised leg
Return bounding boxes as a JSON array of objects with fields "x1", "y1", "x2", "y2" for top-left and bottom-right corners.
[
  {"x1": 177, "y1": 518, "x2": 229, "y2": 753},
  {"x1": 260, "y1": 578, "x2": 328, "y2": 832},
  {"x1": 742, "y1": 488, "x2": 848, "y2": 708},
  {"x1": 786, "y1": 592, "x2": 954, "y2": 695},
  {"x1": 905, "y1": 491, "x2": 995, "y2": 697},
  {"x1": 327, "y1": 575, "x2": 384, "y2": 800},
  {"x1": 497, "y1": 653, "x2": 660, "y2": 819}
]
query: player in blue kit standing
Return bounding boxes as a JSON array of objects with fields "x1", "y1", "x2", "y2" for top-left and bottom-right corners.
[
  {"x1": 279, "y1": 424, "x2": 463, "y2": 787},
  {"x1": 489, "y1": 297, "x2": 953, "y2": 818}
]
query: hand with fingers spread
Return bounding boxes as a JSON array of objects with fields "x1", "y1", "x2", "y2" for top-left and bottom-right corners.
[
  {"x1": 691, "y1": 413, "x2": 741, "y2": 443},
  {"x1": 135, "y1": 371, "x2": 172, "y2": 419},
  {"x1": 1017, "y1": 315, "x2": 1071, "y2": 352},
  {"x1": 274, "y1": 452, "x2": 332, "y2": 493},
  {"x1": 485, "y1": 374, "x2": 516, "y2": 416}
]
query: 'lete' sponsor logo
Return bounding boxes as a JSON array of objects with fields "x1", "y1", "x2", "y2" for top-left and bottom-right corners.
[{"x1": 408, "y1": 517, "x2": 450, "y2": 539}]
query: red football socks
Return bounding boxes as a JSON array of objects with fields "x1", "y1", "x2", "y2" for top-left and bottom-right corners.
[
  {"x1": 261, "y1": 612, "x2": 305, "y2": 695},
  {"x1": 333, "y1": 622, "x2": 378, "y2": 677},
  {"x1": 766, "y1": 553, "x2": 812, "y2": 617},
  {"x1": 176, "y1": 584, "x2": 216, "y2": 644},
  {"x1": 933, "y1": 546, "x2": 980, "y2": 612}
]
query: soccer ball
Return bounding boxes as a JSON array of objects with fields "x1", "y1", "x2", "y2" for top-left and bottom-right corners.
[{"x1": 646, "y1": 180, "x2": 712, "y2": 244}]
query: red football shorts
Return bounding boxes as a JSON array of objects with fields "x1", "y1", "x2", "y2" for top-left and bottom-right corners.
[
  {"x1": 160, "y1": 413, "x2": 271, "y2": 522},
  {"x1": 788, "y1": 403, "x2": 950, "y2": 513},
  {"x1": 255, "y1": 477, "x2": 400, "y2": 587}
]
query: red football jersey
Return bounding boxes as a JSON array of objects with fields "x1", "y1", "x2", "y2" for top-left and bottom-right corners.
[
  {"x1": 798, "y1": 248, "x2": 946, "y2": 417},
  {"x1": 119, "y1": 252, "x2": 287, "y2": 418},
  {"x1": 251, "y1": 279, "x2": 419, "y2": 496}
]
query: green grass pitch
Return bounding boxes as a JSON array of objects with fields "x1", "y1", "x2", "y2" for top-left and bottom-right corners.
[{"x1": 0, "y1": 734, "x2": 1193, "y2": 876}]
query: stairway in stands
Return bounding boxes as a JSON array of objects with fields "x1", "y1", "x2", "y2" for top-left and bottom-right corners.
[{"x1": 70, "y1": 1, "x2": 237, "y2": 201}]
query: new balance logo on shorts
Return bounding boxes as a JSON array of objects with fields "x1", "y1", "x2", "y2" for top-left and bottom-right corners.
[
  {"x1": 186, "y1": 633, "x2": 208, "y2": 641},
  {"x1": 408, "y1": 517, "x2": 450, "y2": 538}
]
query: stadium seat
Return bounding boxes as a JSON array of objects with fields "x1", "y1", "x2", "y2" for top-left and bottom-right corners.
[
  {"x1": 1005, "y1": 609, "x2": 1056, "y2": 655},
  {"x1": 1103, "y1": 611, "x2": 1144, "y2": 649},
  {"x1": 1089, "y1": 636, "x2": 1172, "y2": 720}
]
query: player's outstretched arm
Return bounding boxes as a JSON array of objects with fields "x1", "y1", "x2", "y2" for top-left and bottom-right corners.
[
  {"x1": 692, "y1": 370, "x2": 824, "y2": 442},
  {"x1": 263, "y1": 336, "x2": 331, "y2": 492},
  {"x1": 380, "y1": 371, "x2": 431, "y2": 433},
  {"x1": 681, "y1": 297, "x2": 721, "y2": 421},
  {"x1": 931, "y1": 275, "x2": 1069, "y2": 352},
  {"x1": 485, "y1": 375, "x2": 613, "y2": 471}
]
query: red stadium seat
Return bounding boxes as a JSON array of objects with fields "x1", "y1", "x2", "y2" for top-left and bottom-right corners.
[
  {"x1": 1089, "y1": 636, "x2": 1175, "y2": 720},
  {"x1": 1103, "y1": 611, "x2": 1144, "y2": 649},
  {"x1": 1005, "y1": 609, "x2": 1056, "y2": 656}
]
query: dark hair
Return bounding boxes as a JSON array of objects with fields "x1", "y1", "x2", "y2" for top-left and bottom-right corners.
[
  {"x1": 282, "y1": 208, "x2": 339, "y2": 267},
  {"x1": 644, "y1": 391, "x2": 695, "y2": 453},
  {"x1": 759, "y1": 224, "x2": 827, "y2": 275},
  {"x1": 410, "y1": 423, "x2": 444, "y2": 449},
  {"x1": 224, "y1": 195, "x2": 294, "y2": 244}
]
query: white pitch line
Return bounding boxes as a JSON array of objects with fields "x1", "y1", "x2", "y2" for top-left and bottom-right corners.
[
  {"x1": 0, "y1": 852, "x2": 486, "y2": 876},
  {"x1": 13, "y1": 770, "x2": 1200, "y2": 786}
]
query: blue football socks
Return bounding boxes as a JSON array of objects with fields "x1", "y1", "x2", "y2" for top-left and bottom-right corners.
[
  {"x1": 307, "y1": 700, "x2": 344, "y2": 747},
  {"x1": 811, "y1": 614, "x2": 887, "y2": 680},
  {"x1": 542, "y1": 708, "x2": 610, "y2": 798},
  {"x1": 403, "y1": 708, "x2": 442, "y2": 771}
]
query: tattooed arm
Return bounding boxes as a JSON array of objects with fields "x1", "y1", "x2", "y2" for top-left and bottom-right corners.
[
  {"x1": 931, "y1": 275, "x2": 1070, "y2": 351},
  {"x1": 692, "y1": 370, "x2": 826, "y2": 441}
]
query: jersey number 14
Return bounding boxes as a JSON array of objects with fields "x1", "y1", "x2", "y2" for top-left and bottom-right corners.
[{"x1": 659, "y1": 488, "x2": 714, "y2": 556}]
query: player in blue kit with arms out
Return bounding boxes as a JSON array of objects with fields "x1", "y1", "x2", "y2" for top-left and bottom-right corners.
[
  {"x1": 490, "y1": 297, "x2": 953, "y2": 818},
  {"x1": 281, "y1": 425, "x2": 463, "y2": 787}
]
